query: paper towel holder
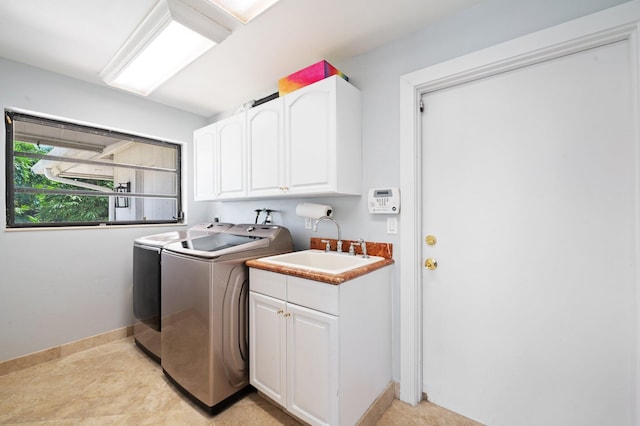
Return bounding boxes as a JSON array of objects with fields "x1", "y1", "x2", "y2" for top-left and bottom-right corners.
[{"x1": 295, "y1": 203, "x2": 333, "y2": 219}]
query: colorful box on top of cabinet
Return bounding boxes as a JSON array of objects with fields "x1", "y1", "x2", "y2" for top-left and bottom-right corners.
[{"x1": 278, "y1": 60, "x2": 348, "y2": 96}]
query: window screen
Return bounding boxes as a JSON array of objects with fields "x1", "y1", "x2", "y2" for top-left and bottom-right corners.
[{"x1": 5, "y1": 110, "x2": 183, "y2": 228}]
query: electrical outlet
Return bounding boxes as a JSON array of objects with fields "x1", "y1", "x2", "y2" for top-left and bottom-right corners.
[
  {"x1": 387, "y1": 217, "x2": 398, "y2": 234},
  {"x1": 305, "y1": 217, "x2": 312, "y2": 229}
]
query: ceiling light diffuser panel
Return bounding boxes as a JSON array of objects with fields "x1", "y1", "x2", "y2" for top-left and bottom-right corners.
[
  {"x1": 101, "y1": 0, "x2": 231, "y2": 96},
  {"x1": 108, "y1": 21, "x2": 215, "y2": 96},
  {"x1": 207, "y1": 0, "x2": 280, "y2": 23}
]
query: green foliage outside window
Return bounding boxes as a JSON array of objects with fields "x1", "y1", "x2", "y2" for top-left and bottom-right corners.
[{"x1": 12, "y1": 141, "x2": 113, "y2": 223}]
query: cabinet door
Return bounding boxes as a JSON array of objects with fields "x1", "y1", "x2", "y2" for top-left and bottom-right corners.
[
  {"x1": 216, "y1": 114, "x2": 246, "y2": 199},
  {"x1": 193, "y1": 124, "x2": 217, "y2": 200},
  {"x1": 247, "y1": 98, "x2": 285, "y2": 196},
  {"x1": 285, "y1": 78, "x2": 336, "y2": 194},
  {"x1": 286, "y1": 302, "x2": 339, "y2": 426},
  {"x1": 249, "y1": 292, "x2": 287, "y2": 406}
]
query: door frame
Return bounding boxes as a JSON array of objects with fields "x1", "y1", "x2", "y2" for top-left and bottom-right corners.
[{"x1": 398, "y1": 0, "x2": 640, "y2": 406}]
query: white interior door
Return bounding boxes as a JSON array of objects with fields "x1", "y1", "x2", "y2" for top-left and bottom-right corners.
[{"x1": 422, "y1": 40, "x2": 637, "y2": 426}]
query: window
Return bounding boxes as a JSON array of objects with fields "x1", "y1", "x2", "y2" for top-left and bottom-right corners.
[{"x1": 5, "y1": 110, "x2": 183, "y2": 228}]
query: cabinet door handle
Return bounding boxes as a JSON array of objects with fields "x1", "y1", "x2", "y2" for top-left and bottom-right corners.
[
  {"x1": 277, "y1": 309, "x2": 284, "y2": 315},
  {"x1": 284, "y1": 312, "x2": 291, "y2": 318}
]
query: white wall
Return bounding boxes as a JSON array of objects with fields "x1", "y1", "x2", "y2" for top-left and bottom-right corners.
[
  {"x1": 0, "y1": 0, "x2": 628, "y2": 369},
  {"x1": 0, "y1": 58, "x2": 211, "y2": 361},
  {"x1": 209, "y1": 0, "x2": 630, "y2": 381}
]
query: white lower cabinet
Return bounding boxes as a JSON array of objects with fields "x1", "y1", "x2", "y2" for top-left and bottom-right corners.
[
  {"x1": 250, "y1": 292, "x2": 287, "y2": 405},
  {"x1": 250, "y1": 292, "x2": 338, "y2": 424},
  {"x1": 249, "y1": 267, "x2": 391, "y2": 426}
]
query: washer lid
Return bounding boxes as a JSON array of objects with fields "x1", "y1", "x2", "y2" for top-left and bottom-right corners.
[
  {"x1": 180, "y1": 233, "x2": 261, "y2": 252},
  {"x1": 134, "y1": 229, "x2": 211, "y2": 247},
  {"x1": 134, "y1": 223, "x2": 234, "y2": 247},
  {"x1": 162, "y1": 224, "x2": 292, "y2": 258}
]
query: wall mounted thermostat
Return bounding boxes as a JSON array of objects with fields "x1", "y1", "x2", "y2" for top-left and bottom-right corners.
[{"x1": 368, "y1": 187, "x2": 400, "y2": 214}]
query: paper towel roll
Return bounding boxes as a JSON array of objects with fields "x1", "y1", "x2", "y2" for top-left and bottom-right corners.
[{"x1": 295, "y1": 203, "x2": 333, "y2": 219}]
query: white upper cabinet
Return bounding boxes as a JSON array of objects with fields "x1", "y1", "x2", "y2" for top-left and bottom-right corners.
[
  {"x1": 281, "y1": 75, "x2": 362, "y2": 196},
  {"x1": 193, "y1": 114, "x2": 246, "y2": 200},
  {"x1": 194, "y1": 75, "x2": 362, "y2": 201},
  {"x1": 193, "y1": 123, "x2": 217, "y2": 201},
  {"x1": 285, "y1": 77, "x2": 333, "y2": 195},
  {"x1": 247, "y1": 97, "x2": 285, "y2": 197},
  {"x1": 216, "y1": 114, "x2": 246, "y2": 199}
]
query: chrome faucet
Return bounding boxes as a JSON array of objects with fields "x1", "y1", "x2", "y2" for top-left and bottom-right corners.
[{"x1": 313, "y1": 215, "x2": 342, "y2": 252}]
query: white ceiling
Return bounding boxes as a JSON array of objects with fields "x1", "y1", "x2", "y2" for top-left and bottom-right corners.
[{"x1": 0, "y1": 0, "x2": 481, "y2": 117}]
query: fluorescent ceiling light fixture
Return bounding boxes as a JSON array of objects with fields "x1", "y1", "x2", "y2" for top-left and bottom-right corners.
[
  {"x1": 207, "y1": 0, "x2": 280, "y2": 23},
  {"x1": 108, "y1": 21, "x2": 214, "y2": 96},
  {"x1": 101, "y1": 0, "x2": 231, "y2": 96}
]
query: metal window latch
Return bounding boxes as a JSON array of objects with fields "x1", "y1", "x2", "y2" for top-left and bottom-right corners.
[{"x1": 173, "y1": 211, "x2": 185, "y2": 223}]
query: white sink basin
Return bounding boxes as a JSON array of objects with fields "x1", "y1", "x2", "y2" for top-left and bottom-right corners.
[{"x1": 257, "y1": 249, "x2": 385, "y2": 275}]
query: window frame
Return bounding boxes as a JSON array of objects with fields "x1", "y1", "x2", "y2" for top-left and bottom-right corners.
[{"x1": 5, "y1": 110, "x2": 184, "y2": 229}]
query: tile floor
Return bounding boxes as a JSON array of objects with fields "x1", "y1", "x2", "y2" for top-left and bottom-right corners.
[{"x1": 0, "y1": 337, "x2": 482, "y2": 425}]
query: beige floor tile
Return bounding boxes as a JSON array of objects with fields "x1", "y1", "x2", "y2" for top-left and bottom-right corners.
[
  {"x1": 377, "y1": 399, "x2": 484, "y2": 426},
  {"x1": 0, "y1": 337, "x2": 480, "y2": 425}
]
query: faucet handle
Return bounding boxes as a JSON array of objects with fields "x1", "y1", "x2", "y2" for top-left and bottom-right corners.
[
  {"x1": 359, "y1": 239, "x2": 369, "y2": 258},
  {"x1": 320, "y1": 239, "x2": 331, "y2": 252},
  {"x1": 348, "y1": 241, "x2": 357, "y2": 255}
]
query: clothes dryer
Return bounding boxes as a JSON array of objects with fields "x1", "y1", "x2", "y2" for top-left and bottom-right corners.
[{"x1": 132, "y1": 222, "x2": 233, "y2": 361}]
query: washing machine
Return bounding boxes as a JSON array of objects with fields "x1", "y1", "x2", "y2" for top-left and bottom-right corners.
[
  {"x1": 160, "y1": 224, "x2": 293, "y2": 412},
  {"x1": 132, "y1": 222, "x2": 233, "y2": 362}
]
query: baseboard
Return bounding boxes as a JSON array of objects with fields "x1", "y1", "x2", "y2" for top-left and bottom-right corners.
[
  {"x1": 255, "y1": 381, "x2": 396, "y2": 425},
  {"x1": 356, "y1": 381, "x2": 396, "y2": 425},
  {"x1": 0, "y1": 325, "x2": 134, "y2": 376},
  {"x1": 392, "y1": 380, "x2": 428, "y2": 402}
]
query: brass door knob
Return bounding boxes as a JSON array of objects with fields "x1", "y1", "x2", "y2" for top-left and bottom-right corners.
[
  {"x1": 425, "y1": 235, "x2": 437, "y2": 246},
  {"x1": 424, "y1": 258, "x2": 438, "y2": 270}
]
